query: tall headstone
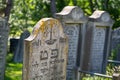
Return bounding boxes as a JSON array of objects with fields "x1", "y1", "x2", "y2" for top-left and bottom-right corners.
[
  {"x1": 111, "y1": 27, "x2": 120, "y2": 61},
  {"x1": 23, "y1": 18, "x2": 68, "y2": 80},
  {"x1": 14, "y1": 30, "x2": 30, "y2": 62},
  {"x1": 56, "y1": 6, "x2": 88, "y2": 80},
  {"x1": 81, "y1": 10, "x2": 114, "y2": 73},
  {"x1": 0, "y1": 17, "x2": 9, "y2": 80}
]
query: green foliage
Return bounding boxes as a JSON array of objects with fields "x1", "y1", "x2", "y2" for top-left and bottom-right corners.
[
  {"x1": 9, "y1": 0, "x2": 120, "y2": 37},
  {"x1": 56, "y1": 0, "x2": 66, "y2": 11},
  {"x1": 107, "y1": 44, "x2": 120, "y2": 75},
  {"x1": 5, "y1": 63, "x2": 22, "y2": 80},
  {"x1": 76, "y1": 0, "x2": 92, "y2": 15},
  {"x1": 9, "y1": 0, "x2": 51, "y2": 37},
  {"x1": 107, "y1": 0, "x2": 120, "y2": 29},
  {"x1": 110, "y1": 44, "x2": 120, "y2": 60},
  {"x1": 6, "y1": 53, "x2": 13, "y2": 63},
  {"x1": 5, "y1": 53, "x2": 22, "y2": 80},
  {"x1": 76, "y1": 0, "x2": 120, "y2": 29}
]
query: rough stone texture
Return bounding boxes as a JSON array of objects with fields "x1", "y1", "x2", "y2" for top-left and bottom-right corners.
[
  {"x1": 90, "y1": 27, "x2": 106, "y2": 72},
  {"x1": 111, "y1": 27, "x2": 120, "y2": 61},
  {"x1": 0, "y1": 17, "x2": 9, "y2": 80},
  {"x1": 56, "y1": 6, "x2": 88, "y2": 80},
  {"x1": 82, "y1": 10, "x2": 114, "y2": 73},
  {"x1": 14, "y1": 30, "x2": 30, "y2": 62},
  {"x1": 113, "y1": 73, "x2": 120, "y2": 80},
  {"x1": 23, "y1": 18, "x2": 68, "y2": 80}
]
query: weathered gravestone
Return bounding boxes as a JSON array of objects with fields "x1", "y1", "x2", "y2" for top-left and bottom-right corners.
[
  {"x1": 14, "y1": 30, "x2": 30, "y2": 62},
  {"x1": 111, "y1": 27, "x2": 120, "y2": 61},
  {"x1": 81, "y1": 10, "x2": 114, "y2": 73},
  {"x1": 56, "y1": 6, "x2": 88, "y2": 80},
  {"x1": 0, "y1": 17, "x2": 9, "y2": 80},
  {"x1": 23, "y1": 18, "x2": 68, "y2": 80}
]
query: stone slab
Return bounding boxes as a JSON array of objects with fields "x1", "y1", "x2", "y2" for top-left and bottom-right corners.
[{"x1": 23, "y1": 18, "x2": 68, "y2": 80}]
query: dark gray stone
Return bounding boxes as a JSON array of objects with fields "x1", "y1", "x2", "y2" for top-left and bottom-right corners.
[
  {"x1": 9, "y1": 38, "x2": 19, "y2": 53},
  {"x1": 111, "y1": 27, "x2": 120, "y2": 61},
  {"x1": 0, "y1": 17, "x2": 9, "y2": 80},
  {"x1": 56, "y1": 6, "x2": 88, "y2": 80},
  {"x1": 82, "y1": 10, "x2": 114, "y2": 73},
  {"x1": 14, "y1": 30, "x2": 30, "y2": 62}
]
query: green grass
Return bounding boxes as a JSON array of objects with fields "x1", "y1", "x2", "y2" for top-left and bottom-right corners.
[
  {"x1": 5, "y1": 63, "x2": 22, "y2": 80},
  {"x1": 5, "y1": 53, "x2": 22, "y2": 80}
]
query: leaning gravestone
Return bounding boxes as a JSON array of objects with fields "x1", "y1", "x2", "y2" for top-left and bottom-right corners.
[
  {"x1": 111, "y1": 27, "x2": 120, "y2": 61},
  {"x1": 82, "y1": 11, "x2": 114, "y2": 73},
  {"x1": 23, "y1": 18, "x2": 68, "y2": 80},
  {"x1": 0, "y1": 17, "x2": 9, "y2": 80},
  {"x1": 14, "y1": 30, "x2": 30, "y2": 62},
  {"x1": 56, "y1": 6, "x2": 88, "y2": 80}
]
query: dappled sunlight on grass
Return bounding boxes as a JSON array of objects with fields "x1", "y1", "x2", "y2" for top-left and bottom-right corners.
[{"x1": 5, "y1": 63, "x2": 22, "y2": 80}]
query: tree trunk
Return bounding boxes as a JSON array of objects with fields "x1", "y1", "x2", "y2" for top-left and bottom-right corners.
[
  {"x1": 88, "y1": 0, "x2": 94, "y2": 13},
  {"x1": 5, "y1": 0, "x2": 13, "y2": 21},
  {"x1": 50, "y1": 0, "x2": 56, "y2": 17},
  {"x1": 101, "y1": 0, "x2": 109, "y2": 10},
  {"x1": 95, "y1": 0, "x2": 99, "y2": 9},
  {"x1": 104, "y1": 0, "x2": 109, "y2": 10}
]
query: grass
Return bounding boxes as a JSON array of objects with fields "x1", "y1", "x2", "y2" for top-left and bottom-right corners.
[
  {"x1": 5, "y1": 63, "x2": 22, "y2": 80},
  {"x1": 5, "y1": 53, "x2": 22, "y2": 80}
]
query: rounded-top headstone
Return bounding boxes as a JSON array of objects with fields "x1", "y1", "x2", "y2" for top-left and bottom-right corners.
[
  {"x1": 56, "y1": 6, "x2": 88, "y2": 80},
  {"x1": 89, "y1": 10, "x2": 114, "y2": 26},
  {"x1": 56, "y1": 6, "x2": 87, "y2": 22},
  {"x1": 83, "y1": 10, "x2": 114, "y2": 73},
  {"x1": 23, "y1": 18, "x2": 68, "y2": 80}
]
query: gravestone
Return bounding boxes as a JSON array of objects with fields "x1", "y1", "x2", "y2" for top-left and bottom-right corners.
[
  {"x1": 56, "y1": 6, "x2": 88, "y2": 80},
  {"x1": 82, "y1": 10, "x2": 114, "y2": 73},
  {"x1": 14, "y1": 30, "x2": 30, "y2": 62},
  {"x1": 111, "y1": 27, "x2": 120, "y2": 61},
  {"x1": 10, "y1": 38, "x2": 19, "y2": 53},
  {"x1": 0, "y1": 17, "x2": 9, "y2": 80},
  {"x1": 23, "y1": 18, "x2": 68, "y2": 80}
]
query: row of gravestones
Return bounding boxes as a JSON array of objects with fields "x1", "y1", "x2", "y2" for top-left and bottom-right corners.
[
  {"x1": 10, "y1": 19, "x2": 120, "y2": 64},
  {"x1": 9, "y1": 21, "x2": 120, "y2": 64},
  {"x1": 23, "y1": 6, "x2": 114, "y2": 80},
  {"x1": 1, "y1": 6, "x2": 120, "y2": 80}
]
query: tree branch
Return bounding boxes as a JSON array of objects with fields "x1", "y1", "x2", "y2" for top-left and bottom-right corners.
[
  {"x1": 95, "y1": 0, "x2": 99, "y2": 9},
  {"x1": 88, "y1": 0, "x2": 94, "y2": 12},
  {"x1": 50, "y1": 0, "x2": 56, "y2": 17},
  {"x1": 5, "y1": 0, "x2": 13, "y2": 21},
  {"x1": 104, "y1": 0, "x2": 109, "y2": 10}
]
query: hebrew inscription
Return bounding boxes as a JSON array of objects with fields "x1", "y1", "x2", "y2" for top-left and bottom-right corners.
[
  {"x1": 23, "y1": 18, "x2": 68, "y2": 80},
  {"x1": 64, "y1": 24, "x2": 80, "y2": 80},
  {"x1": 90, "y1": 27, "x2": 106, "y2": 72}
]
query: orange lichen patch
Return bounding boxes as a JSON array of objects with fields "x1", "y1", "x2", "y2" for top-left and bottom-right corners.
[
  {"x1": 26, "y1": 18, "x2": 64, "y2": 42},
  {"x1": 33, "y1": 28, "x2": 39, "y2": 36},
  {"x1": 39, "y1": 19, "x2": 59, "y2": 33},
  {"x1": 40, "y1": 20, "x2": 46, "y2": 33},
  {"x1": 50, "y1": 19, "x2": 55, "y2": 28}
]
